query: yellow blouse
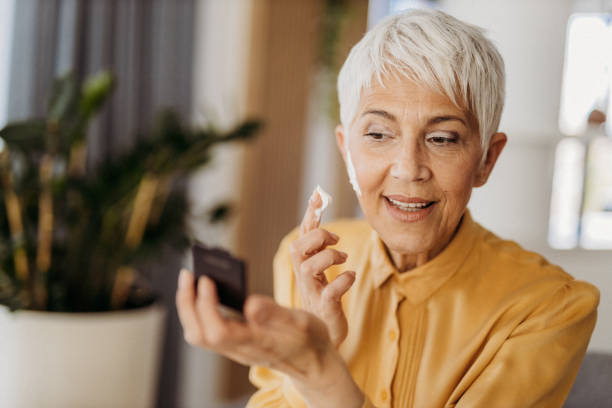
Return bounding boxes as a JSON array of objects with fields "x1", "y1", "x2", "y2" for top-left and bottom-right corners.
[{"x1": 246, "y1": 211, "x2": 599, "y2": 408}]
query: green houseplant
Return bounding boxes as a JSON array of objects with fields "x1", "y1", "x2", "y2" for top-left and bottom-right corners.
[
  {"x1": 0, "y1": 71, "x2": 259, "y2": 312},
  {"x1": 0, "y1": 71, "x2": 259, "y2": 407}
]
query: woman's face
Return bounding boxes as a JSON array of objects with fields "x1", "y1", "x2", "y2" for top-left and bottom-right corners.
[{"x1": 336, "y1": 76, "x2": 506, "y2": 270}]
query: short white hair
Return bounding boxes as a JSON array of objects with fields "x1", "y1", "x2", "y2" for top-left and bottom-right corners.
[{"x1": 337, "y1": 9, "x2": 505, "y2": 159}]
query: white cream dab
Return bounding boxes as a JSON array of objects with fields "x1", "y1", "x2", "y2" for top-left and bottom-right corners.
[
  {"x1": 314, "y1": 185, "x2": 332, "y2": 223},
  {"x1": 345, "y1": 144, "x2": 362, "y2": 197}
]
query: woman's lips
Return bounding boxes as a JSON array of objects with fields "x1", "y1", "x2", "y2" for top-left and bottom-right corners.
[
  {"x1": 383, "y1": 195, "x2": 436, "y2": 223},
  {"x1": 385, "y1": 195, "x2": 432, "y2": 204}
]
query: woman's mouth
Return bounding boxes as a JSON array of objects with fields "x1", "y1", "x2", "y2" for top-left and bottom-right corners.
[
  {"x1": 383, "y1": 195, "x2": 437, "y2": 222},
  {"x1": 385, "y1": 196, "x2": 435, "y2": 211}
]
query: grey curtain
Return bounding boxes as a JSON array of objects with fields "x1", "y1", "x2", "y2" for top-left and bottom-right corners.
[
  {"x1": 7, "y1": 0, "x2": 196, "y2": 406},
  {"x1": 8, "y1": 0, "x2": 195, "y2": 163}
]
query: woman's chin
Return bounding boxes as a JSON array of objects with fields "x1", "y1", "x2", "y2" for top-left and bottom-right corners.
[{"x1": 381, "y1": 233, "x2": 435, "y2": 259}]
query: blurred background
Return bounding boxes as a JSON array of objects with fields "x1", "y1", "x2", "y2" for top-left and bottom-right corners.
[{"x1": 0, "y1": 0, "x2": 610, "y2": 407}]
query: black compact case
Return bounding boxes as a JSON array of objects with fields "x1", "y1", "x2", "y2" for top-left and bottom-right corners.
[{"x1": 192, "y1": 243, "x2": 247, "y2": 314}]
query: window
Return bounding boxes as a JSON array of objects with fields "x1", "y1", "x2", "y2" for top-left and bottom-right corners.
[
  {"x1": 549, "y1": 13, "x2": 612, "y2": 250},
  {"x1": 558, "y1": 14, "x2": 611, "y2": 137}
]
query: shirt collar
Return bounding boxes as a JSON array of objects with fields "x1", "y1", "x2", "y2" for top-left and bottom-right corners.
[{"x1": 369, "y1": 210, "x2": 480, "y2": 304}]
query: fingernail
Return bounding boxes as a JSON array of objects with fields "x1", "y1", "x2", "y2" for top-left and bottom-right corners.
[
  {"x1": 179, "y1": 269, "x2": 190, "y2": 289},
  {"x1": 340, "y1": 251, "x2": 348, "y2": 259},
  {"x1": 348, "y1": 271, "x2": 356, "y2": 278},
  {"x1": 330, "y1": 232, "x2": 339, "y2": 240}
]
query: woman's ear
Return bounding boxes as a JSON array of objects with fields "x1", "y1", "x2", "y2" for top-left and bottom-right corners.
[
  {"x1": 335, "y1": 124, "x2": 347, "y2": 161},
  {"x1": 474, "y1": 132, "x2": 507, "y2": 187}
]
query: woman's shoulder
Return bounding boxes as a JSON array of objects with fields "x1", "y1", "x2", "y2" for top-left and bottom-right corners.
[{"x1": 472, "y1": 222, "x2": 600, "y2": 301}]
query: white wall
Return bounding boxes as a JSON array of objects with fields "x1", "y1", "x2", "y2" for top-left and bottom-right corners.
[{"x1": 441, "y1": 0, "x2": 612, "y2": 352}]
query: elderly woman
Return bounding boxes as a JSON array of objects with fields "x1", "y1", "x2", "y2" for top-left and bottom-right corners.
[{"x1": 176, "y1": 9, "x2": 599, "y2": 408}]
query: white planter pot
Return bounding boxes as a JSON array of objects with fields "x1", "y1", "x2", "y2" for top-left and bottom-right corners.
[{"x1": 0, "y1": 302, "x2": 167, "y2": 408}]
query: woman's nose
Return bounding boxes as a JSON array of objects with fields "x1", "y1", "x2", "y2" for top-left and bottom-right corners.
[{"x1": 389, "y1": 140, "x2": 431, "y2": 182}]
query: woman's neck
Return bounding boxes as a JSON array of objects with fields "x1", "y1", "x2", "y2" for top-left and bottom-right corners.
[{"x1": 386, "y1": 216, "x2": 464, "y2": 273}]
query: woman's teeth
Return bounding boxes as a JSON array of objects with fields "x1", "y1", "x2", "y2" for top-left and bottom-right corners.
[{"x1": 387, "y1": 197, "x2": 432, "y2": 211}]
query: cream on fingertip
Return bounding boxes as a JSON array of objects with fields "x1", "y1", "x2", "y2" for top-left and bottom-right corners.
[{"x1": 314, "y1": 185, "x2": 332, "y2": 223}]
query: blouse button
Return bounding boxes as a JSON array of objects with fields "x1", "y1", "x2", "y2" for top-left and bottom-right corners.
[
  {"x1": 388, "y1": 329, "x2": 398, "y2": 342},
  {"x1": 380, "y1": 389, "x2": 388, "y2": 402}
]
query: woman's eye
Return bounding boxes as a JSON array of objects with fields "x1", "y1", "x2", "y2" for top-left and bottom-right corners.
[
  {"x1": 426, "y1": 133, "x2": 458, "y2": 145},
  {"x1": 365, "y1": 132, "x2": 387, "y2": 141}
]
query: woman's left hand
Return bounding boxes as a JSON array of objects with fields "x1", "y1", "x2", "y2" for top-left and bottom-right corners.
[
  {"x1": 288, "y1": 190, "x2": 356, "y2": 348},
  {"x1": 175, "y1": 270, "x2": 364, "y2": 408}
]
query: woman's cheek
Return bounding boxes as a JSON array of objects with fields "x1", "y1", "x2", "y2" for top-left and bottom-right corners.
[
  {"x1": 437, "y1": 150, "x2": 478, "y2": 189},
  {"x1": 355, "y1": 151, "x2": 387, "y2": 195},
  {"x1": 437, "y1": 168, "x2": 474, "y2": 210}
]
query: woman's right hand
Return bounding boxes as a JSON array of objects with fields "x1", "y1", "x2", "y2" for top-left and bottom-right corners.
[
  {"x1": 175, "y1": 270, "x2": 365, "y2": 408},
  {"x1": 288, "y1": 189, "x2": 356, "y2": 348}
]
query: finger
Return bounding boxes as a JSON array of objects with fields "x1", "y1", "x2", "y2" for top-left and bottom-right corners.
[
  {"x1": 300, "y1": 189, "x2": 323, "y2": 236},
  {"x1": 291, "y1": 228, "x2": 339, "y2": 261},
  {"x1": 195, "y1": 275, "x2": 224, "y2": 326},
  {"x1": 177, "y1": 273, "x2": 255, "y2": 365},
  {"x1": 195, "y1": 276, "x2": 251, "y2": 345},
  {"x1": 299, "y1": 248, "x2": 348, "y2": 284},
  {"x1": 243, "y1": 295, "x2": 294, "y2": 327},
  {"x1": 175, "y1": 269, "x2": 206, "y2": 345},
  {"x1": 321, "y1": 270, "x2": 356, "y2": 303}
]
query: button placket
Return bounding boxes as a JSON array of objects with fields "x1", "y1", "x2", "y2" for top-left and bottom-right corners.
[
  {"x1": 380, "y1": 389, "x2": 388, "y2": 402},
  {"x1": 380, "y1": 287, "x2": 403, "y2": 407},
  {"x1": 388, "y1": 328, "x2": 398, "y2": 342}
]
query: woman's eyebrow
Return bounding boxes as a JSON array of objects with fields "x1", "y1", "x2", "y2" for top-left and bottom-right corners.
[
  {"x1": 361, "y1": 110, "x2": 467, "y2": 126},
  {"x1": 361, "y1": 109, "x2": 396, "y2": 121},
  {"x1": 428, "y1": 115, "x2": 466, "y2": 126}
]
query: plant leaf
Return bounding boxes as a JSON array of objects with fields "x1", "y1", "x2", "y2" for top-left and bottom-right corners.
[
  {"x1": 80, "y1": 71, "x2": 115, "y2": 118},
  {"x1": 0, "y1": 120, "x2": 46, "y2": 152},
  {"x1": 221, "y1": 119, "x2": 262, "y2": 142}
]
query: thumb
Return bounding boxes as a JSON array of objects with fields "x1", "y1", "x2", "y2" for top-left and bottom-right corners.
[{"x1": 322, "y1": 271, "x2": 356, "y2": 303}]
